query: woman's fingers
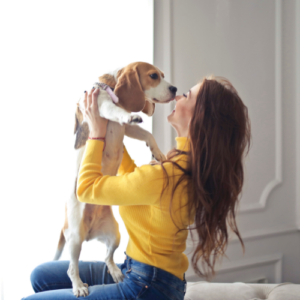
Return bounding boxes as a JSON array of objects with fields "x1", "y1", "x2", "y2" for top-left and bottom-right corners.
[
  {"x1": 81, "y1": 87, "x2": 107, "y2": 138},
  {"x1": 83, "y1": 87, "x2": 100, "y2": 121},
  {"x1": 83, "y1": 91, "x2": 88, "y2": 110},
  {"x1": 92, "y1": 88, "x2": 100, "y2": 109},
  {"x1": 87, "y1": 88, "x2": 94, "y2": 110}
]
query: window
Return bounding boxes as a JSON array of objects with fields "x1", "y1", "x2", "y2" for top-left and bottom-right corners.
[{"x1": 0, "y1": 1, "x2": 153, "y2": 299}]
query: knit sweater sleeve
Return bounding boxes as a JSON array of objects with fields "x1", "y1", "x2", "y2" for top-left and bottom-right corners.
[{"x1": 77, "y1": 140, "x2": 164, "y2": 206}]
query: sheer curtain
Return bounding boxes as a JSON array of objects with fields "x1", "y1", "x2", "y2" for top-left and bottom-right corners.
[{"x1": 0, "y1": 1, "x2": 153, "y2": 299}]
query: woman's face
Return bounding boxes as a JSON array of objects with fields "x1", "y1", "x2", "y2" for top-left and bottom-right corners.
[{"x1": 167, "y1": 83, "x2": 201, "y2": 137}]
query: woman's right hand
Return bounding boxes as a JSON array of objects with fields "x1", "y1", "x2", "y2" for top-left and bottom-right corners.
[{"x1": 83, "y1": 88, "x2": 108, "y2": 138}]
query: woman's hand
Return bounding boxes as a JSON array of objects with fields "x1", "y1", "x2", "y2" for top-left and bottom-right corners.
[{"x1": 83, "y1": 87, "x2": 108, "y2": 138}]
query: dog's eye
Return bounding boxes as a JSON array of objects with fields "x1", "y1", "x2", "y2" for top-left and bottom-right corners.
[{"x1": 149, "y1": 73, "x2": 158, "y2": 80}]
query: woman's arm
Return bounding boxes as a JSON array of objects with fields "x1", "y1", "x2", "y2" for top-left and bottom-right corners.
[
  {"x1": 77, "y1": 139, "x2": 164, "y2": 206},
  {"x1": 77, "y1": 88, "x2": 163, "y2": 206}
]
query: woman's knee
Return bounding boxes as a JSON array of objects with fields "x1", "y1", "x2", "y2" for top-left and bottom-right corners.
[
  {"x1": 30, "y1": 261, "x2": 71, "y2": 293},
  {"x1": 30, "y1": 263, "x2": 47, "y2": 293}
]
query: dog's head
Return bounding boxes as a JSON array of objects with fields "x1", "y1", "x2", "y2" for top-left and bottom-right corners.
[
  {"x1": 74, "y1": 62, "x2": 177, "y2": 149},
  {"x1": 99, "y1": 62, "x2": 177, "y2": 117}
]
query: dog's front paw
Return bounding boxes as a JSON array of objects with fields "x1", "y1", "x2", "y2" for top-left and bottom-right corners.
[
  {"x1": 73, "y1": 283, "x2": 89, "y2": 298},
  {"x1": 128, "y1": 115, "x2": 143, "y2": 124},
  {"x1": 151, "y1": 147, "x2": 166, "y2": 162},
  {"x1": 108, "y1": 265, "x2": 125, "y2": 283}
]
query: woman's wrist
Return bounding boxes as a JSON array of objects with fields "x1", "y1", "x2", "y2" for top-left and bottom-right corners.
[{"x1": 89, "y1": 129, "x2": 106, "y2": 139}]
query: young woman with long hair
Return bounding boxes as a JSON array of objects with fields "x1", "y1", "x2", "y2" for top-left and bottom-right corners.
[{"x1": 24, "y1": 75, "x2": 251, "y2": 300}]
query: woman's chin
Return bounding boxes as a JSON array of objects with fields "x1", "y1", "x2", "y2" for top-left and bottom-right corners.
[
  {"x1": 167, "y1": 112, "x2": 173, "y2": 122},
  {"x1": 167, "y1": 110, "x2": 175, "y2": 120}
]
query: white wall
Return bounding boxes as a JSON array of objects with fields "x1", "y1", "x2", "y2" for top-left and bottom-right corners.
[
  {"x1": 153, "y1": 0, "x2": 300, "y2": 284},
  {"x1": 0, "y1": 1, "x2": 153, "y2": 299}
]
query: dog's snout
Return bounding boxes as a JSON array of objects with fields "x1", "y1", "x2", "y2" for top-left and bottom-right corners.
[{"x1": 169, "y1": 86, "x2": 177, "y2": 94}]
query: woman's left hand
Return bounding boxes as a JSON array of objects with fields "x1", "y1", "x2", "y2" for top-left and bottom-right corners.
[{"x1": 83, "y1": 87, "x2": 108, "y2": 138}]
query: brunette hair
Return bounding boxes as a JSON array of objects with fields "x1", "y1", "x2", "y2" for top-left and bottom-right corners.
[{"x1": 160, "y1": 76, "x2": 251, "y2": 279}]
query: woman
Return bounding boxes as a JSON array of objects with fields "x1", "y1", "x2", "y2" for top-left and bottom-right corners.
[{"x1": 23, "y1": 76, "x2": 251, "y2": 300}]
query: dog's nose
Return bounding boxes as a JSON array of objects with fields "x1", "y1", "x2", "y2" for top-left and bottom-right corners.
[{"x1": 169, "y1": 86, "x2": 177, "y2": 94}]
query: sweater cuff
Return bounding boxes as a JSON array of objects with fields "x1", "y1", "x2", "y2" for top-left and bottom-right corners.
[{"x1": 83, "y1": 140, "x2": 105, "y2": 165}]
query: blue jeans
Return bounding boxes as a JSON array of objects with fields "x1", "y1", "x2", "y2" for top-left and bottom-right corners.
[{"x1": 22, "y1": 254, "x2": 187, "y2": 300}]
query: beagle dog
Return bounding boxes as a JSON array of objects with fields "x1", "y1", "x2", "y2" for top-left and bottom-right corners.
[{"x1": 54, "y1": 62, "x2": 177, "y2": 297}]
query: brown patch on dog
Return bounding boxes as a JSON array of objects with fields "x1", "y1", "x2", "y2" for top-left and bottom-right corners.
[
  {"x1": 74, "y1": 176, "x2": 77, "y2": 194},
  {"x1": 74, "y1": 114, "x2": 79, "y2": 134},
  {"x1": 74, "y1": 104, "x2": 89, "y2": 149},
  {"x1": 76, "y1": 104, "x2": 84, "y2": 122},
  {"x1": 57, "y1": 229, "x2": 66, "y2": 251},
  {"x1": 142, "y1": 101, "x2": 155, "y2": 116},
  {"x1": 74, "y1": 122, "x2": 89, "y2": 149},
  {"x1": 114, "y1": 66, "x2": 145, "y2": 112},
  {"x1": 74, "y1": 104, "x2": 84, "y2": 133},
  {"x1": 63, "y1": 203, "x2": 69, "y2": 230},
  {"x1": 98, "y1": 74, "x2": 117, "y2": 89}
]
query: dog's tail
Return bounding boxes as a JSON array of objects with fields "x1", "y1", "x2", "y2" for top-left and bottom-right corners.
[{"x1": 53, "y1": 229, "x2": 66, "y2": 260}]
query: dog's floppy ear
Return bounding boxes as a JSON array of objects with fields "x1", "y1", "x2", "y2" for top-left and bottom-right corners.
[
  {"x1": 114, "y1": 66, "x2": 145, "y2": 112},
  {"x1": 142, "y1": 101, "x2": 155, "y2": 116},
  {"x1": 74, "y1": 105, "x2": 90, "y2": 149},
  {"x1": 98, "y1": 74, "x2": 117, "y2": 89}
]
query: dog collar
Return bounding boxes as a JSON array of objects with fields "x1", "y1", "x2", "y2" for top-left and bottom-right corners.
[{"x1": 95, "y1": 82, "x2": 119, "y2": 104}]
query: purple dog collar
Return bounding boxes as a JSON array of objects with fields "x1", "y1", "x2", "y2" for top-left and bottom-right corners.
[{"x1": 95, "y1": 82, "x2": 119, "y2": 104}]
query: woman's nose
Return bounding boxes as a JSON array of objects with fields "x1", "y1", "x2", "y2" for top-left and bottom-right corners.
[{"x1": 175, "y1": 95, "x2": 181, "y2": 101}]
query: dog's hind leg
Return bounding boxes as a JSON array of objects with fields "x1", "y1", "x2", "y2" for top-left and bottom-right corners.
[
  {"x1": 97, "y1": 208, "x2": 124, "y2": 283},
  {"x1": 104, "y1": 231, "x2": 123, "y2": 283},
  {"x1": 67, "y1": 237, "x2": 89, "y2": 297}
]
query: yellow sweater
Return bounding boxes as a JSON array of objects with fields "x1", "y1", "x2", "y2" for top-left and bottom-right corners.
[{"x1": 77, "y1": 137, "x2": 193, "y2": 280}]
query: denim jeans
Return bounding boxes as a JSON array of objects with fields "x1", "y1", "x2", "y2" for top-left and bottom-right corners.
[{"x1": 22, "y1": 254, "x2": 187, "y2": 300}]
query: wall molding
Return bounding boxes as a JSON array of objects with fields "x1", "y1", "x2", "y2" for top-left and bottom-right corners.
[
  {"x1": 240, "y1": 0, "x2": 282, "y2": 213},
  {"x1": 186, "y1": 224, "x2": 298, "y2": 250},
  {"x1": 162, "y1": 0, "x2": 174, "y2": 153},
  {"x1": 217, "y1": 253, "x2": 283, "y2": 283},
  {"x1": 229, "y1": 224, "x2": 298, "y2": 244},
  {"x1": 153, "y1": 0, "x2": 174, "y2": 154},
  {"x1": 296, "y1": 0, "x2": 300, "y2": 230},
  {"x1": 185, "y1": 253, "x2": 283, "y2": 283}
]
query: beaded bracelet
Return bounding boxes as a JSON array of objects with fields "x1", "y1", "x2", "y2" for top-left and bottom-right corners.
[{"x1": 88, "y1": 137, "x2": 105, "y2": 141}]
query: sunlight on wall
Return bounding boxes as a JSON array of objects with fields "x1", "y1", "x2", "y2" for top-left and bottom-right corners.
[{"x1": 0, "y1": 0, "x2": 153, "y2": 299}]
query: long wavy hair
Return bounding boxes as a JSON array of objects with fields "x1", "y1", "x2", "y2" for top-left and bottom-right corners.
[{"x1": 160, "y1": 76, "x2": 251, "y2": 279}]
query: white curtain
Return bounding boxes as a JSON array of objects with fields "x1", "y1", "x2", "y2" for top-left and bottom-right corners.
[{"x1": 0, "y1": 1, "x2": 153, "y2": 299}]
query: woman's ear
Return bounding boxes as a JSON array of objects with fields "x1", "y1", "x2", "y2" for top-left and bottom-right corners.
[
  {"x1": 114, "y1": 66, "x2": 145, "y2": 112},
  {"x1": 74, "y1": 105, "x2": 89, "y2": 149},
  {"x1": 142, "y1": 101, "x2": 155, "y2": 116}
]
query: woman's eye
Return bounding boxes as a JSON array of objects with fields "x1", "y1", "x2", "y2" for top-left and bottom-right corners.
[
  {"x1": 149, "y1": 73, "x2": 158, "y2": 80},
  {"x1": 183, "y1": 93, "x2": 187, "y2": 98}
]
